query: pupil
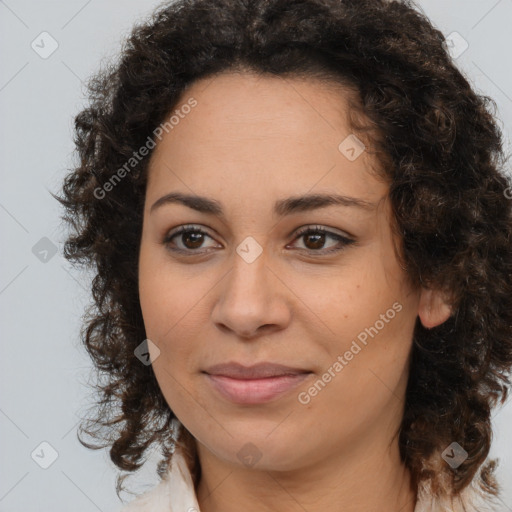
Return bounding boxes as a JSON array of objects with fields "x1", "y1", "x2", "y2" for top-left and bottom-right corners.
[
  {"x1": 184, "y1": 232, "x2": 203, "y2": 248},
  {"x1": 305, "y1": 233, "x2": 324, "y2": 249}
]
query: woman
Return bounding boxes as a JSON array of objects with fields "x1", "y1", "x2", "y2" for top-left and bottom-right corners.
[{"x1": 54, "y1": 0, "x2": 512, "y2": 511}]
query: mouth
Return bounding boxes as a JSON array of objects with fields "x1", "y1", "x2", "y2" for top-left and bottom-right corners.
[
  {"x1": 202, "y1": 362, "x2": 313, "y2": 405},
  {"x1": 203, "y1": 361, "x2": 311, "y2": 379}
]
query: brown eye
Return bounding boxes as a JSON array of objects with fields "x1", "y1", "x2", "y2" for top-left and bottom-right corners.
[
  {"x1": 163, "y1": 225, "x2": 220, "y2": 253},
  {"x1": 290, "y1": 226, "x2": 355, "y2": 255},
  {"x1": 302, "y1": 231, "x2": 326, "y2": 250},
  {"x1": 181, "y1": 231, "x2": 206, "y2": 249}
]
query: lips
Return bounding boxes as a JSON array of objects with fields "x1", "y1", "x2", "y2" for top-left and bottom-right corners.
[
  {"x1": 203, "y1": 362, "x2": 312, "y2": 404},
  {"x1": 203, "y1": 361, "x2": 311, "y2": 379}
]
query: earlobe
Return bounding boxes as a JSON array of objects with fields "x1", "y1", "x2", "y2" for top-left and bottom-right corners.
[{"x1": 417, "y1": 288, "x2": 453, "y2": 329}]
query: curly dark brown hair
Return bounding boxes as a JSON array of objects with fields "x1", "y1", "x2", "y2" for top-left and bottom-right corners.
[{"x1": 54, "y1": 0, "x2": 512, "y2": 507}]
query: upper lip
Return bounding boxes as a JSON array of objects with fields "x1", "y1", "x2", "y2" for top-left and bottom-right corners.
[{"x1": 203, "y1": 362, "x2": 311, "y2": 379}]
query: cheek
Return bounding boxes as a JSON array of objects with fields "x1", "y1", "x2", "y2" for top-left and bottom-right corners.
[
  {"x1": 299, "y1": 303, "x2": 414, "y2": 434},
  {"x1": 302, "y1": 257, "x2": 406, "y2": 338},
  {"x1": 138, "y1": 241, "x2": 211, "y2": 374},
  {"x1": 138, "y1": 239, "x2": 199, "y2": 338},
  {"x1": 305, "y1": 250, "x2": 417, "y2": 393}
]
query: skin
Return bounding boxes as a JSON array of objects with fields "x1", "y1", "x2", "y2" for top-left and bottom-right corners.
[{"x1": 138, "y1": 71, "x2": 452, "y2": 512}]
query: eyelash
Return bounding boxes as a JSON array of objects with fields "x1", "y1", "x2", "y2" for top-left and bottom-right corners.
[{"x1": 162, "y1": 224, "x2": 355, "y2": 256}]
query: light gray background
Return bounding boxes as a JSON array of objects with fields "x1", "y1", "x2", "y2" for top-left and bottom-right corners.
[{"x1": 1, "y1": 1, "x2": 511, "y2": 510}]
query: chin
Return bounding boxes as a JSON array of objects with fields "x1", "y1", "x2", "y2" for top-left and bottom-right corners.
[{"x1": 200, "y1": 429, "x2": 311, "y2": 472}]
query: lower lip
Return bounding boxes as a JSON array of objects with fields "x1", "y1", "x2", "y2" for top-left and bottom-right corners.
[{"x1": 205, "y1": 373, "x2": 312, "y2": 405}]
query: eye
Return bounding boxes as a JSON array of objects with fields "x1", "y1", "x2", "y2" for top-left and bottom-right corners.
[
  {"x1": 288, "y1": 225, "x2": 355, "y2": 255},
  {"x1": 162, "y1": 224, "x2": 356, "y2": 256},
  {"x1": 163, "y1": 225, "x2": 220, "y2": 254}
]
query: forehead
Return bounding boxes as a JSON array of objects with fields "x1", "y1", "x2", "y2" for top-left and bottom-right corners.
[
  {"x1": 146, "y1": 71, "x2": 387, "y2": 206},
  {"x1": 154, "y1": 71, "x2": 362, "y2": 149}
]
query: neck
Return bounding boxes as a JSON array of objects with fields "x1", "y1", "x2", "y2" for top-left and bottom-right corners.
[{"x1": 195, "y1": 434, "x2": 417, "y2": 512}]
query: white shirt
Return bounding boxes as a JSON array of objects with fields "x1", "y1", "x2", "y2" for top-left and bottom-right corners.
[{"x1": 117, "y1": 447, "x2": 499, "y2": 512}]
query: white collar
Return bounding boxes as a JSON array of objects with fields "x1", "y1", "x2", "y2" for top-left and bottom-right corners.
[
  {"x1": 119, "y1": 447, "x2": 200, "y2": 512},
  {"x1": 119, "y1": 447, "x2": 495, "y2": 512}
]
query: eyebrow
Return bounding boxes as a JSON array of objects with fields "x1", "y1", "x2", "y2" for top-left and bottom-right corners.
[{"x1": 150, "y1": 192, "x2": 376, "y2": 217}]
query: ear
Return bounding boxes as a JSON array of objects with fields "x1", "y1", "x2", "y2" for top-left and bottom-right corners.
[{"x1": 417, "y1": 288, "x2": 452, "y2": 329}]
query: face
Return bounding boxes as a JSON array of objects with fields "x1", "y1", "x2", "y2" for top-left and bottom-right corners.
[{"x1": 138, "y1": 71, "x2": 443, "y2": 473}]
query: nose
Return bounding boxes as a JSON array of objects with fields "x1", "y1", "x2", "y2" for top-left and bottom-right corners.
[{"x1": 210, "y1": 249, "x2": 292, "y2": 339}]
